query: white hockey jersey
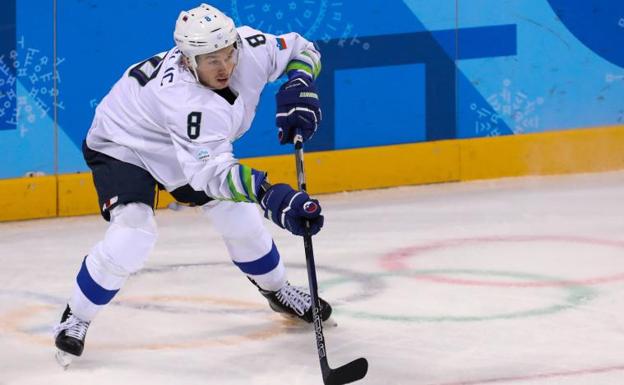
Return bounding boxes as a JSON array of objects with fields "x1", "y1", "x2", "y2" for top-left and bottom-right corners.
[{"x1": 86, "y1": 26, "x2": 320, "y2": 201}]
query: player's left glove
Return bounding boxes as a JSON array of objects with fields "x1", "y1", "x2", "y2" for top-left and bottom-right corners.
[
  {"x1": 275, "y1": 75, "x2": 322, "y2": 145},
  {"x1": 259, "y1": 183, "x2": 324, "y2": 236}
]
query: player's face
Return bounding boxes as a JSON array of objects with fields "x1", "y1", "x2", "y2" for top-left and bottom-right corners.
[{"x1": 195, "y1": 45, "x2": 238, "y2": 89}]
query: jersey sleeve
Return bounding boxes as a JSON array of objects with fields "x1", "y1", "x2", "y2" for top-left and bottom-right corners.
[
  {"x1": 238, "y1": 26, "x2": 321, "y2": 83},
  {"x1": 163, "y1": 101, "x2": 262, "y2": 203}
]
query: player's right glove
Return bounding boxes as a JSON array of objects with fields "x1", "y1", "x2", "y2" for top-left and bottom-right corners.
[{"x1": 259, "y1": 183, "x2": 324, "y2": 236}]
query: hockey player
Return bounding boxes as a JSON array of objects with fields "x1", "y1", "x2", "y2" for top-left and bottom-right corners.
[{"x1": 54, "y1": 3, "x2": 330, "y2": 365}]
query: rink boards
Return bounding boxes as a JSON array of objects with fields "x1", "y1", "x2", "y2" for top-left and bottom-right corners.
[{"x1": 1, "y1": 124, "x2": 623, "y2": 222}]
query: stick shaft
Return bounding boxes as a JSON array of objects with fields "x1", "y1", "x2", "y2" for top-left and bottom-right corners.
[{"x1": 293, "y1": 134, "x2": 331, "y2": 372}]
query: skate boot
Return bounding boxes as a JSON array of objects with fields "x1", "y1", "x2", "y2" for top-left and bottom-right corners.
[
  {"x1": 251, "y1": 279, "x2": 332, "y2": 323},
  {"x1": 53, "y1": 305, "x2": 90, "y2": 368}
]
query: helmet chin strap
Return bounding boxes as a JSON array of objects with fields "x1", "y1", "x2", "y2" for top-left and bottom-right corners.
[
  {"x1": 181, "y1": 55, "x2": 201, "y2": 83},
  {"x1": 190, "y1": 63, "x2": 201, "y2": 83},
  {"x1": 185, "y1": 55, "x2": 199, "y2": 82}
]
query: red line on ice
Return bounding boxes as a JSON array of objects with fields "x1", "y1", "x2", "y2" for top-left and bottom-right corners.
[{"x1": 380, "y1": 235, "x2": 624, "y2": 287}]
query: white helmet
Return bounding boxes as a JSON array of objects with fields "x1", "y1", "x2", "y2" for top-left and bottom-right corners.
[{"x1": 173, "y1": 4, "x2": 239, "y2": 75}]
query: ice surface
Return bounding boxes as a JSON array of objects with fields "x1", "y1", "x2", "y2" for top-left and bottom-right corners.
[{"x1": 2, "y1": 171, "x2": 624, "y2": 385}]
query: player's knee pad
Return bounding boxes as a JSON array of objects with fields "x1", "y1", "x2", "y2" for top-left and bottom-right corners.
[
  {"x1": 202, "y1": 201, "x2": 266, "y2": 239},
  {"x1": 203, "y1": 200, "x2": 272, "y2": 257},
  {"x1": 101, "y1": 202, "x2": 158, "y2": 274},
  {"x1": 111, "y1": 202, "x2": 157, "y2": 232}
]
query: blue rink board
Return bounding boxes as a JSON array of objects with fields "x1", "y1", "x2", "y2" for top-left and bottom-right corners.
[{"x1": 0, "y1": 0, "x2": 623, "y2": 178}]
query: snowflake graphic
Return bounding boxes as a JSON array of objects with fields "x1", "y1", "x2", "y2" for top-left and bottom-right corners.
[
  {"x1": 469, "y1": 102, "x2": 502, "y2": 137},
  {"x1": 486, "y1": 79, "x2": 544, "y2": 135},
  {"x1": 230, "y1": 0, "x2": 369, "y2": 51},
  {"x1": 0, "y1": 35, "x2": 65, "y2": 136}
]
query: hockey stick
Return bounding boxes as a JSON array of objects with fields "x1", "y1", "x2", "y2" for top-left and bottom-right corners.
[{"x1": 293, "y1": 133, "x2": 368, "y2": 385}]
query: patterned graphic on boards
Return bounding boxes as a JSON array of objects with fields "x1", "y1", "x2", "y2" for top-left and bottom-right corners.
[{"x1": 0, "y1": 36, "x2": 65, "y2": 134}]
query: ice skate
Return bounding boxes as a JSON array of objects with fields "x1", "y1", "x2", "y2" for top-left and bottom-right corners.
[
  {"x1": 251, "y1": 279, "x2": 334, "y2": 325},
  {"x1": 55, "y1": 350, "x2": 74, "y2": 370},
  {"x1": 53, "y1": 305, "x2": 90, "y2": 368}
]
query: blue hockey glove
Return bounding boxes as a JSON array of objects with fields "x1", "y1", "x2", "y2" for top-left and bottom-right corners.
[
  {"x1": 275, "y1": 76, "x2": 321, "y2": 145},
  {"x1": 259, "y1": 183, "x2": 324, "y2": 236}
]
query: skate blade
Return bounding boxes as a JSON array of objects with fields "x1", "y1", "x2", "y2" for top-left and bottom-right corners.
[
  {"x1": 324, "y1": 316, "x2": 338, "y2": 328},
  {"x1": 279, "y1": 314, "x2": 338, "y2": 328},
  {"x1": 55, "y1": 349, "x2": 74, "y2": 370}
]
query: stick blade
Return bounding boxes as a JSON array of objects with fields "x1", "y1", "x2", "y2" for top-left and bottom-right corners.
[{"x1": 324, "y1": 357, "x2": 368, "y2": 385}]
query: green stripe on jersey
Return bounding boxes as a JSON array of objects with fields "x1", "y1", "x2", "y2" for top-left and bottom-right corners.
[
  {"x1": 301, "y1": 51, "x2": 321, "y2": 78},
  {"x1": 286, "y1": 61, "x2": 314, "y2": 78},
  {"x1": 227, "y1": 170, "x2": 250, "y2": 203},
  {"x1": 240, "y1": 165, "x2": 257, "y2": 203}
]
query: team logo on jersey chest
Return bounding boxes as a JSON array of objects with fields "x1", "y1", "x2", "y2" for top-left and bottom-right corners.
[{"x1": 196, "y1": 149, "x2": 211, "y2": 161}]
